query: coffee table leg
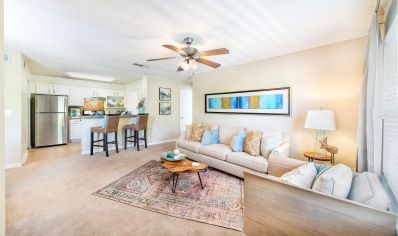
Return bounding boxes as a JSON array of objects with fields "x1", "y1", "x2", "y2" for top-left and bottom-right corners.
[
  {"x1": 198, "y1": 172, "x2": 204, "y2": 189},
  {"x1": 172, "y1": 173, "x2": 179, "y2": 193}
]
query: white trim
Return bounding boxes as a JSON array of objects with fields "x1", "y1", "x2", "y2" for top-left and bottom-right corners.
[
  {"x1": 22, "y1": 151, "x2": 28, "y2": 164},
  {"x1": 81, "y1": 139, "x2": 177, "y2": 155},
  {"x1": 5, "y1": 163, "x2": 22, "y2": 169},
  {"x1": 147, "y1": 139, "x2": 177, "y2": 146}
]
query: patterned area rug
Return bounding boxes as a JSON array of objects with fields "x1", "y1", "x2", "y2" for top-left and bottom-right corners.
[{"x1": 93, "y1": 160, "x2": 243, "y2": 231}]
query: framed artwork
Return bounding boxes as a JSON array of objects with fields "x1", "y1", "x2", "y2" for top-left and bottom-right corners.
[
  {"x1": 205, "y1": 87, "x2": 290, "y2": 115},
  {"x1": 159, "y1": 87, "x2": 171, "y2": 101},
  {"x1": 159, "y1": 102, "x2": 171, "y2": 115}
]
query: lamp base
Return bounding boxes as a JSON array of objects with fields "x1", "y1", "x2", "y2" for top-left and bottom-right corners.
[{"x1": 313, "y1": 129, "x2": 327, "y2": 157}]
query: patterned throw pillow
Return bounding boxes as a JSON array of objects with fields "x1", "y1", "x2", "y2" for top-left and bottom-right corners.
[
  {"x1": 201, "y1": 128, "x2": 219, "y2": 145},
  {"x1": 243, "y1": 130, "x2": 262, "y2": 156},
  {"x1": 230, "y1": 130, "x2": 246, "y2": 152},
  {"x1": 190, "y1": 124, "x2": 206, "y2": 142},
  {"x1": 185, "y1": 125, "x2": 192, "y2": 140}
]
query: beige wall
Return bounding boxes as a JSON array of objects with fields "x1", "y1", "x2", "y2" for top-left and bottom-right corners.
[
  {"x1": 0, "y1": 0, "x2": 5, "y2": 233},
  {"x1": 146, "y1": 77, "x2": 191, "y2": 143},
  {"x1": 4, "y1": 52, "x2": 27, "y2": 167},
  {"x1": 192, "y1": 37, "x2": 367, "y2": 169}
]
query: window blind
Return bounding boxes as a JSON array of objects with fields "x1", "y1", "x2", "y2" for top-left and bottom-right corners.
[{"x1": 382, "y1": 16, "x2": 398, "y2": 200}]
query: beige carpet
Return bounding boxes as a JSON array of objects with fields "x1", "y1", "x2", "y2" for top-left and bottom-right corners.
[{"x1": 6, "y1": 143, "x2": 245, "y2": 236}]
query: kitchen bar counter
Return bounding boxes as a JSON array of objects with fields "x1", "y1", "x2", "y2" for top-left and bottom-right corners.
[
  {"x1": 80, "y1": 114, "x2": 137, "y2": 119},
  {"x1": 80, "y1": 115, "x2": 138, "y2": 155}
]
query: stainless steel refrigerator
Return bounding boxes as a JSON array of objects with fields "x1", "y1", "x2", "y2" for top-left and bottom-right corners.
[{"x1": 31, "y1": 94, "x2": 68, "y2": 147}]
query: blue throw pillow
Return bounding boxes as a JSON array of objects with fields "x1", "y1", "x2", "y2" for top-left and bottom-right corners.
[
  {"x1": 313, "y1": 163, "x2": 331, "y2": 181},
  {"x1": 201, "y1": 128, "x2": 219, "y2": 145},
  {"x1": 230, "y1": 130, "x2": 246, "y2": 152}
]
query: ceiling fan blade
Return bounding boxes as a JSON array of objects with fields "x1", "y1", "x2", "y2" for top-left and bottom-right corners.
[
  {"x1": 196, "y1": 58, "x2": 221, "y2": 68},
  {"x1": 177, "y1": 66, "x2": 184, "y2": 72},
  {"x1": 147, "y1": 56, "x2": 176, "y2": 61},
  {"x1": 162, "y1": 44, "x2": 186, "y2": 56},
  {"x1": 199, "y1": 48, "x2": 229, "y2": 57}
]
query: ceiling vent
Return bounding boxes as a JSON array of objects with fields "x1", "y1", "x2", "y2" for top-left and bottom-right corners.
[{"x1": 132, "y1": 63, "x2": 148, "y2": 68}]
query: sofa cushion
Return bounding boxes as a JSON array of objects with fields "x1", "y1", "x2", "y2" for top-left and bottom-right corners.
[
  {"x1": 260, "y1": 131, "x2": 282, "y2": 158},
  {"x1": 185, "y1": 125, "x2": 192, "y2": 140},
  {"x1": 198, "y1": 144, "x2": 232, "y2": 161},
  {"x1": 219, "y1": 125, "x2": 244, "y2": 145},
  {"x1": 280, "y1": 163, "x2": 317, "y2": 188},
  {"x1": 244, "y1": 130, "x2": 262, "y2": 156},
  {"x1": 312, "y1": 164, "x2": 352, "y2": 199},
  {"x1": 178, "y1": 140, "x2": 202, "y2": 153},
  {"x1": 230, "y1": 130, "x2": 246, "y2": 152},
  {"x1": 201, "y1": 128, "x2": 219, "y2": 145},
  {"x1": 348, "y1": 172, "x2": 390, "y2": 210},
  {"x1": 226, "y1": 152, "x2": 268, "y2": 173},
  {"x1": 190, "y1": 124, "x2": 206, "y2": 142}
]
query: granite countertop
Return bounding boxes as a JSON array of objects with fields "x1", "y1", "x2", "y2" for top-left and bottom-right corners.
[{"x1": 81, "y1": 114, "x2": 137, "y2": 119}]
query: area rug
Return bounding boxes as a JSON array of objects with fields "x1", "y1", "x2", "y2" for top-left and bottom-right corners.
[{"x1": 93, "y1": 160, "x2": 243, "y2": 231}]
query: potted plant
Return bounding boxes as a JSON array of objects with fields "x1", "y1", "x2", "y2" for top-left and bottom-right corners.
[{"x1": 137, "y1": 97, "x2": 146, "y2": 114}]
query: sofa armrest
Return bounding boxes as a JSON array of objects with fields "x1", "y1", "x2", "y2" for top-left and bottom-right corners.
[
  {"x1": 267, "y1": 155, "x2": 307, "y2": 177},
  {"x1": 270, "y1": 142, "x2": 290, "y2": 158}
]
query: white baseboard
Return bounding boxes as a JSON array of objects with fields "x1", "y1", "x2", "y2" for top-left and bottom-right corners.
[
  {"x1": 5, "y1": 163, "x2": 22, "y2": 169},
  {"x1": 147, "y1": 139, "x2": 177, "y2": 146},
  {"x1": 22, "y1": 151, "x2": 28, "y2": 164}
]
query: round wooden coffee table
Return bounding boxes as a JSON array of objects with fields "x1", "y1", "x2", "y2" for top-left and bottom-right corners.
[
  {"x1": 160, "y1": 157, "x2": 209, "y2": 193},
  {"x1": 303, "y1": 151, "x2": 335, "y2": 165}
]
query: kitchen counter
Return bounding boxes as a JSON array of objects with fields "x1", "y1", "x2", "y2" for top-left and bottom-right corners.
[
  {"x1": 80, "y1": 115, "x2": 138, "y2": 155},
  {"x1": 80, "y1": 114, "x2": 137, "y2": 119}
]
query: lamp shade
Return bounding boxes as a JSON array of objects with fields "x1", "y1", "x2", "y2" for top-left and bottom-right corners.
[{"x1": 304, "y1": 110, "x2": 336, "y2": 131}]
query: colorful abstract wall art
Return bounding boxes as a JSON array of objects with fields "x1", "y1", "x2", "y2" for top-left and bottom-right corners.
[{"x1": 205, "y1": 87, "x2": 290, "y2": 115}]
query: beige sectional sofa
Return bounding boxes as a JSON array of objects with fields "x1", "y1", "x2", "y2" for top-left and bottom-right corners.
[{"x1": 177, "y1": 124, "x2": 290, "y2": 178}]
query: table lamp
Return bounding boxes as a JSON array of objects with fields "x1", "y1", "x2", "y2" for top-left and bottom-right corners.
[{"x1": 304, "y1": 110, "x2": 336, "y2": 156}]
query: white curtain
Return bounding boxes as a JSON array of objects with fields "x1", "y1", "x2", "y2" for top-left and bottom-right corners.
[{"x1": 357, "y1": 15, "x2": 384, "y2": 174}]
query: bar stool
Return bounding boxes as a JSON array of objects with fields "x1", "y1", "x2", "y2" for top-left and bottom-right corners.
[
  {"x1": 90, "y1": 115, "x2": 120, "y2": 157},
  {"x1": 123, "y1": 114, "x2": 148, "y2": 151}
]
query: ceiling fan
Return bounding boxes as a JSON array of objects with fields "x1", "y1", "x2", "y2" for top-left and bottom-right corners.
[{"x1": 147, "y1": 37, "x2": 229, "y2": 72}]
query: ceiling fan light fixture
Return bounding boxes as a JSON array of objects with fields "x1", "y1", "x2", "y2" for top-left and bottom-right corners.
[
  {"x1": 189, "y1": 59, "x2": 197, "y2": 70},
  {"x1": 179, "y1": 61, "x2": 189, "y2": 70}
]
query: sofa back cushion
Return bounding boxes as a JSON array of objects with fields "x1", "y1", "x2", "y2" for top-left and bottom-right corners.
[
  {"x1": 244, "y1": 130, "x2": 262, "y2": 156},
  {"x1": 219, "y1": 125, "x2": 244, "y2": 145},
  {"x1": 185, "y1": 125, "x2": 192, "y2": 140},
  {"x1": 312, "y1": 164, "x2": 352, "y2": 199},
  {"x1": 348, "y1": 172, "x2": 390, "y2": 210},
  {"x1": 260, "y1": 131, "x2": 283, "y2": 158}
]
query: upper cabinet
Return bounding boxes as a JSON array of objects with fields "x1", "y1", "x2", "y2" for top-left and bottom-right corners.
[
  {"x1": 53, "y1": 85, "x2": 69, "y2": 95},
  {"x1": 69, "y1": 86, "x2": 84, "y2": 106},
  {"x1": 35, "y1": 83, "x2": 54, "y2": 94},
  {"x1": 107, "y1": 89, "x2": 124, "y2": 97},
  {"x1": 34, "y1": 83, "x2": 69, "y2": 95}
]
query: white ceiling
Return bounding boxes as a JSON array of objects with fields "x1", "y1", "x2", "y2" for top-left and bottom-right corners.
[{"x1": 5, "y1": 0, "x2": 376, "y2": 83}]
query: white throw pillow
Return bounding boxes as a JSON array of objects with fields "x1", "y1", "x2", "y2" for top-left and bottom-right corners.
[
  {"x1": 185, "y1": 125, "x2": 192, "y2": 140},
  {"x1": 348, "y1": 172, "x2": 390, "y2": 210},
  {"x1": 260, "y1": 131, "x2": 282, "y2": 158},
  {"x1": 280, "y1": 163, "x2": 317, "y2": 188},
  {"x1": 312, "y1": 164, "x2": 352, "y2": 199}
]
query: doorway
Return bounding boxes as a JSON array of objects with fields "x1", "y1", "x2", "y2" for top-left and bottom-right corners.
[
  {"x1": 180, "y1": 89, "x2": 192, "y2": 132},
  {"x1": 126, "y1": 89, "x2": 139, "y2": 114}
]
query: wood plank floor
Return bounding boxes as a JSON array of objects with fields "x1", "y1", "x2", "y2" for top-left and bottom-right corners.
[{"x1": 6, "y1": 143, "x2": 245, "y2": 236}]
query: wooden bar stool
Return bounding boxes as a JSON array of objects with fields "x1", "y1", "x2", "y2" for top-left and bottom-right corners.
[
  {"x1": 123, "y1": 114, "x2": 148, "y2": 151},
  {"x1": 90, "y1": 115, "x2": 120, "y2": 157}
]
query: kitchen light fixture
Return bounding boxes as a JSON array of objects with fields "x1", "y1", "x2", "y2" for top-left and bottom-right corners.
[{"x1": 66, "y1": 72, "x2": 115, "y2": 82}]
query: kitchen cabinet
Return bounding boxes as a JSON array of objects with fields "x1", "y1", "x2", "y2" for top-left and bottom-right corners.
[
  {"x1": 69, "y1": 119, "x2": 81, "y2": 142},
  {"x1": 53, "y1": 85, "x2": 69, "y2": 95},
  {"x1": 96, "y1": 89, "x2": 108, "y2": 97},
  {"x1": 35, "y1": 83, "x2": 53, "y2": 94},
  {"x1": 69, "y1": 86, "x2": 84, "y2": 106},
  {"x1": 107, "y1": 89, "x2": 124, "y2": 97}
]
